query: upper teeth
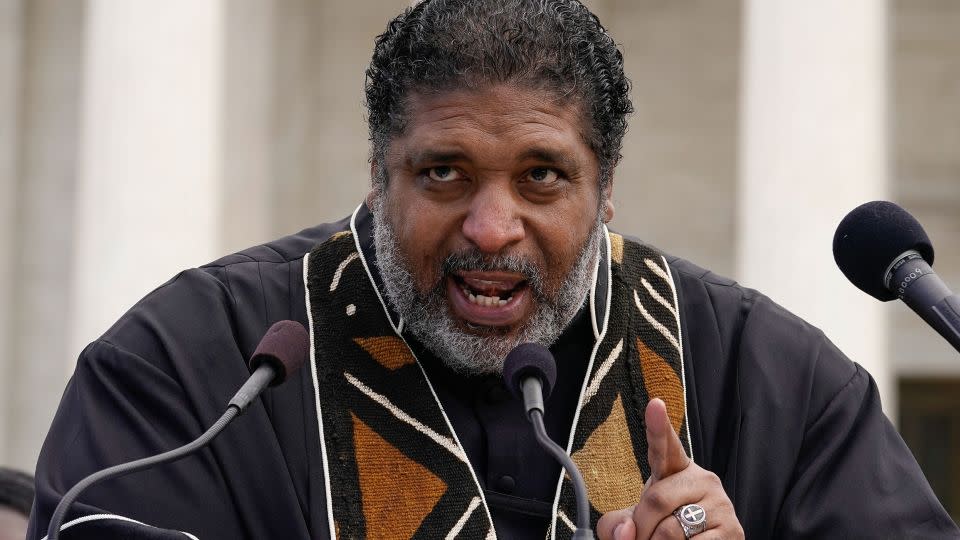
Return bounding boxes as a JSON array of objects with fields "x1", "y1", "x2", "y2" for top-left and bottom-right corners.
[{"x1": 463, "y1": 286, "x2": 509, "y2": 307}]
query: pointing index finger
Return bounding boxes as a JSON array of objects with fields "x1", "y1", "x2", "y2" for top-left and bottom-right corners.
[{"x1": 646, "y1": 398, "x2": 690, "y2": 482}]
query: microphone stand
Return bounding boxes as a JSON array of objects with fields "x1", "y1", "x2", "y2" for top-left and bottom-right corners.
[
  {"x1": 505, "y1": 344, "x2": 594, "y2": 539},
  {"x1": 527, "y1": 408, "x2": 593, "y2": 539},
  {"x1": 46, "y1": 340, "x2": 290, "y2": 540},
  {"x1": 47, "y1": 407, "x2": 240, "y2": 540}
]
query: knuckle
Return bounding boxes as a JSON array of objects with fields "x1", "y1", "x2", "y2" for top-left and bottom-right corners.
[
  {"x1": 641, "y1": 488, "x2": 669, "y2": 513},
  {"x1": 713, "y1": 497, "x2": 734, "y2": 514},
  {"x1": 704, "y1": 470, "x2": 723, "y2": 489}
]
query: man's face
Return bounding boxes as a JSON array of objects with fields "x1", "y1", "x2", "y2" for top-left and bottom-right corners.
[{"x1": 370, "y1": 84, "x2": 612, "y2": 374}]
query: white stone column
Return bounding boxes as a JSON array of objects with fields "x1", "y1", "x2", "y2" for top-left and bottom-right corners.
[
  {"x1": 221, "y1": 0, "x2": 275, "y2": 253},
  {"x1": 738, "y1": 1, "x2": 892, "y2": 410},
  {"x1": 69, "y1": 0, "x2": 224, "y2": 358},
  {"x1": 5, "y1": 0, "x2": 86, "y2": 470},
  {"x1": 0, "y1": 0, "x2": 23, "y2": 466}
]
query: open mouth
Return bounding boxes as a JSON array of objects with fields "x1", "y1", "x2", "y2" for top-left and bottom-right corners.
[
  {"x1": 452, "y1": 274, "x2": 528, "y2": 307},
  {"x1": 445, "y1": 270, "x2": 533, "y2": 327}
]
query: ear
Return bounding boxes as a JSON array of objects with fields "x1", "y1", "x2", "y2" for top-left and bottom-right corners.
[
  {"x1": 601, "y1": 175, "x2": 615, "y2": 223},
  {"x1": 365, "y1": 160, "x2": 381, "y2": 209}
]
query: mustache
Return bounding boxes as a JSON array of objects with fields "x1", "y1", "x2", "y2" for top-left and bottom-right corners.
[{"x1": 439, "y1": 249, "x2": 545, "y2": 296}]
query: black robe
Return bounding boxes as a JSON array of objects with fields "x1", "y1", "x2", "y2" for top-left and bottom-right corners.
[{"x1": 28, "y1": 205, "x2": 958, "y2": 539}]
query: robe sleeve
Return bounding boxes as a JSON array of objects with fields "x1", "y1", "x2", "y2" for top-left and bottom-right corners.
[
  {"x1": 27, "y1": 337, "x2": 246, "y2": 540},
  {"x1": 669, "y1": 256, "x2": 958, "y2": 537},
  {"x1": 28, "y1": 266, "x2": 312, "y2": 540},
  {"x1": 773, "y1": 341, "x2": 959, "y2": 538}
]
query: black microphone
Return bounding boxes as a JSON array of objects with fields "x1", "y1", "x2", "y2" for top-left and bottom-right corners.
[
  {"x1": 46, "y1": 320, "x2": 310, "y2": 540},
  {"x1": 503, "y1": 343, "x2": 593, "y2": 539},
  {"x1": 833, "y1": 200, "x2": 960, "y2": 354}
]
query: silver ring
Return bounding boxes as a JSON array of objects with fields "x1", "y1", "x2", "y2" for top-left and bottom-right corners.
[{"x1": 673, "y1": 503, "x2": 707, "y2": 538}]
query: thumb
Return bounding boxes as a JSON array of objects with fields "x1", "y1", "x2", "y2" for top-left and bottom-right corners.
[
  {"x1": 646, "y1": 398, "x2": 689, "y2": 482},
  {"x1": 596, "y1": 506, "x2": 637, "y2": 540}
]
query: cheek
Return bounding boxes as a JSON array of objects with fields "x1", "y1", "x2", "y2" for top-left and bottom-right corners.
[
  {"x1": 544, "y1": 237, "x2": 584, "y2": 286},
  {"x1": 543, "y1": 190, "x2": 601, "y2": 280},
  {"x1": 537, "y1": 217, "x2": 595, "y2": 289},
  {"x1": 387, "y1": 199, "x2": 455, "y2": 288}
]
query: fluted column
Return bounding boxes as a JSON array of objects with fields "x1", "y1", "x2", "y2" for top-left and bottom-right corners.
[
  {"x1": 69, "y1": 1, "x2": 225, "y2": 357},
  {"x1": 0, "y1": 0, "x2": 23, "y2": 467},
  {"x1": 4, "y1": 0, "x2": 86, "y2": 469},
  {"x1": 738, "y1": 0, "x2": 891, "y2": 409}
]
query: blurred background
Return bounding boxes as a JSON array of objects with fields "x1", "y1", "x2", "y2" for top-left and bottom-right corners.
[{"x1": 0, "y1": 0, "x2": 958, "y2": 521}]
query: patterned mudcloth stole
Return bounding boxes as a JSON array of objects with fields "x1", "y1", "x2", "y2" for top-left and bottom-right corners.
[
  {"x1": 304, "y1": 229, "x2": 689, "y2": 540},
  {"x1": 551, "y1": 232, "x2": 690, "y2": 539}
]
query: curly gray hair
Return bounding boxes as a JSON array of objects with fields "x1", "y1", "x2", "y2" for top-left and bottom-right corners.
[{"x1": 364, "y1": 0, "x2": 633, "y2": 190}]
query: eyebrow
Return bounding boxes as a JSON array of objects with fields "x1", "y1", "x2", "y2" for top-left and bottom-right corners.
[
  {"x1": 404, "y1": 147, "x2": 579, "y2": 170},
  {"x1": 404, "y1": 149, "x2": 469, "y2": 168},
  {"x1": 517, "y1": 147, "x2": 578, "y2": 170}
]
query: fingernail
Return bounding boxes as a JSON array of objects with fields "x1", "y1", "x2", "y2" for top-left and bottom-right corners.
[{"x1": 613, "y1": 523, "x2": 625, "y2": 540}]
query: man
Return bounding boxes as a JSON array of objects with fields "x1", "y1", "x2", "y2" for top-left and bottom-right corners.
[{"x1": 29, "y1": 1, "x2": 957, "y2": 539}]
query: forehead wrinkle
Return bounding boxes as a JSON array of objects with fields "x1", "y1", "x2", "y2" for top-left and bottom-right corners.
[
  {"x1": 394, "y1": 86, "x2": 597, "y2": 174},
  {"x1": 407, "y1": 86, "x2": 582, "y2": 129},
  {"x1": 410, "y1": 109, "x2": 572, "y2": 139},
  {"x1": 409, "y1": 111, "x2": 578, "y2": 146}
]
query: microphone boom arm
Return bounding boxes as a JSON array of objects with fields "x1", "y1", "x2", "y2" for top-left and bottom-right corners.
[
  {"x1": 47, "y1": 359, "x2": 283, "y2": 540},
  {"x1": 528, "y1": 408, "x2": 593, "y2": 539},
  {"x1": 46, "y1": 406, "x2": 240, "y2": 540},
  {"x1": 44, "y1": 319, "x2": 308, "y2": 540}
]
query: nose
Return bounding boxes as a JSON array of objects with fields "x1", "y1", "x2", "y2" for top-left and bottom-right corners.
[{"x1": 461, "y1": 184, "x2": 525, "y2": 254}]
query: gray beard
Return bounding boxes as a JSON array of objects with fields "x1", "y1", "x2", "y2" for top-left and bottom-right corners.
[{"x1": 371, "y1": 199, "x2": 604, "y2": 376}]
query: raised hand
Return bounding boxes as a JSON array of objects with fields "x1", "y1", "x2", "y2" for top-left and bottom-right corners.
[{"x1": 596, "y1": 399, "x2": 744, "y2": 539}]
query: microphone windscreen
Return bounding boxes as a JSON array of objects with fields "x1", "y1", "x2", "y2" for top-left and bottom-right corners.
[
  {"x1": 503, "y1": 343, "x2": 557, "y2": 402},
  {"x1": 833, "y1": 200, "x2": 935, "y2": 301},
  {"x1": 249, "y1": 320, "x2": 309, "y2": 386}
]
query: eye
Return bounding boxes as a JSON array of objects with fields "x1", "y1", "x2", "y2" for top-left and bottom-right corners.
[
  {"x1": 526, "y1": 167, "x2": 560, "y2": 184},
  {"x1": 426, "y1": 166, "x2": 462, "y2": 182}
]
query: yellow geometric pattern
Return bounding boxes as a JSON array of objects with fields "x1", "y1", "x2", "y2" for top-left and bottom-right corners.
[
  {"x1": 609, "y1": 232, "x2": 625, "y2": 265},
  {"x1": 352, "y1": 413, "x2": 447, "y2": 539},
  {"x1": 637, "y1": 338, "x2": 685, "y2": 435},
  {"x1": 353, "y1": 336, "x2": 417, "y2": 371},
  {"x1": 571, "y1": 394, "x2": 645, "y2": 514}
]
